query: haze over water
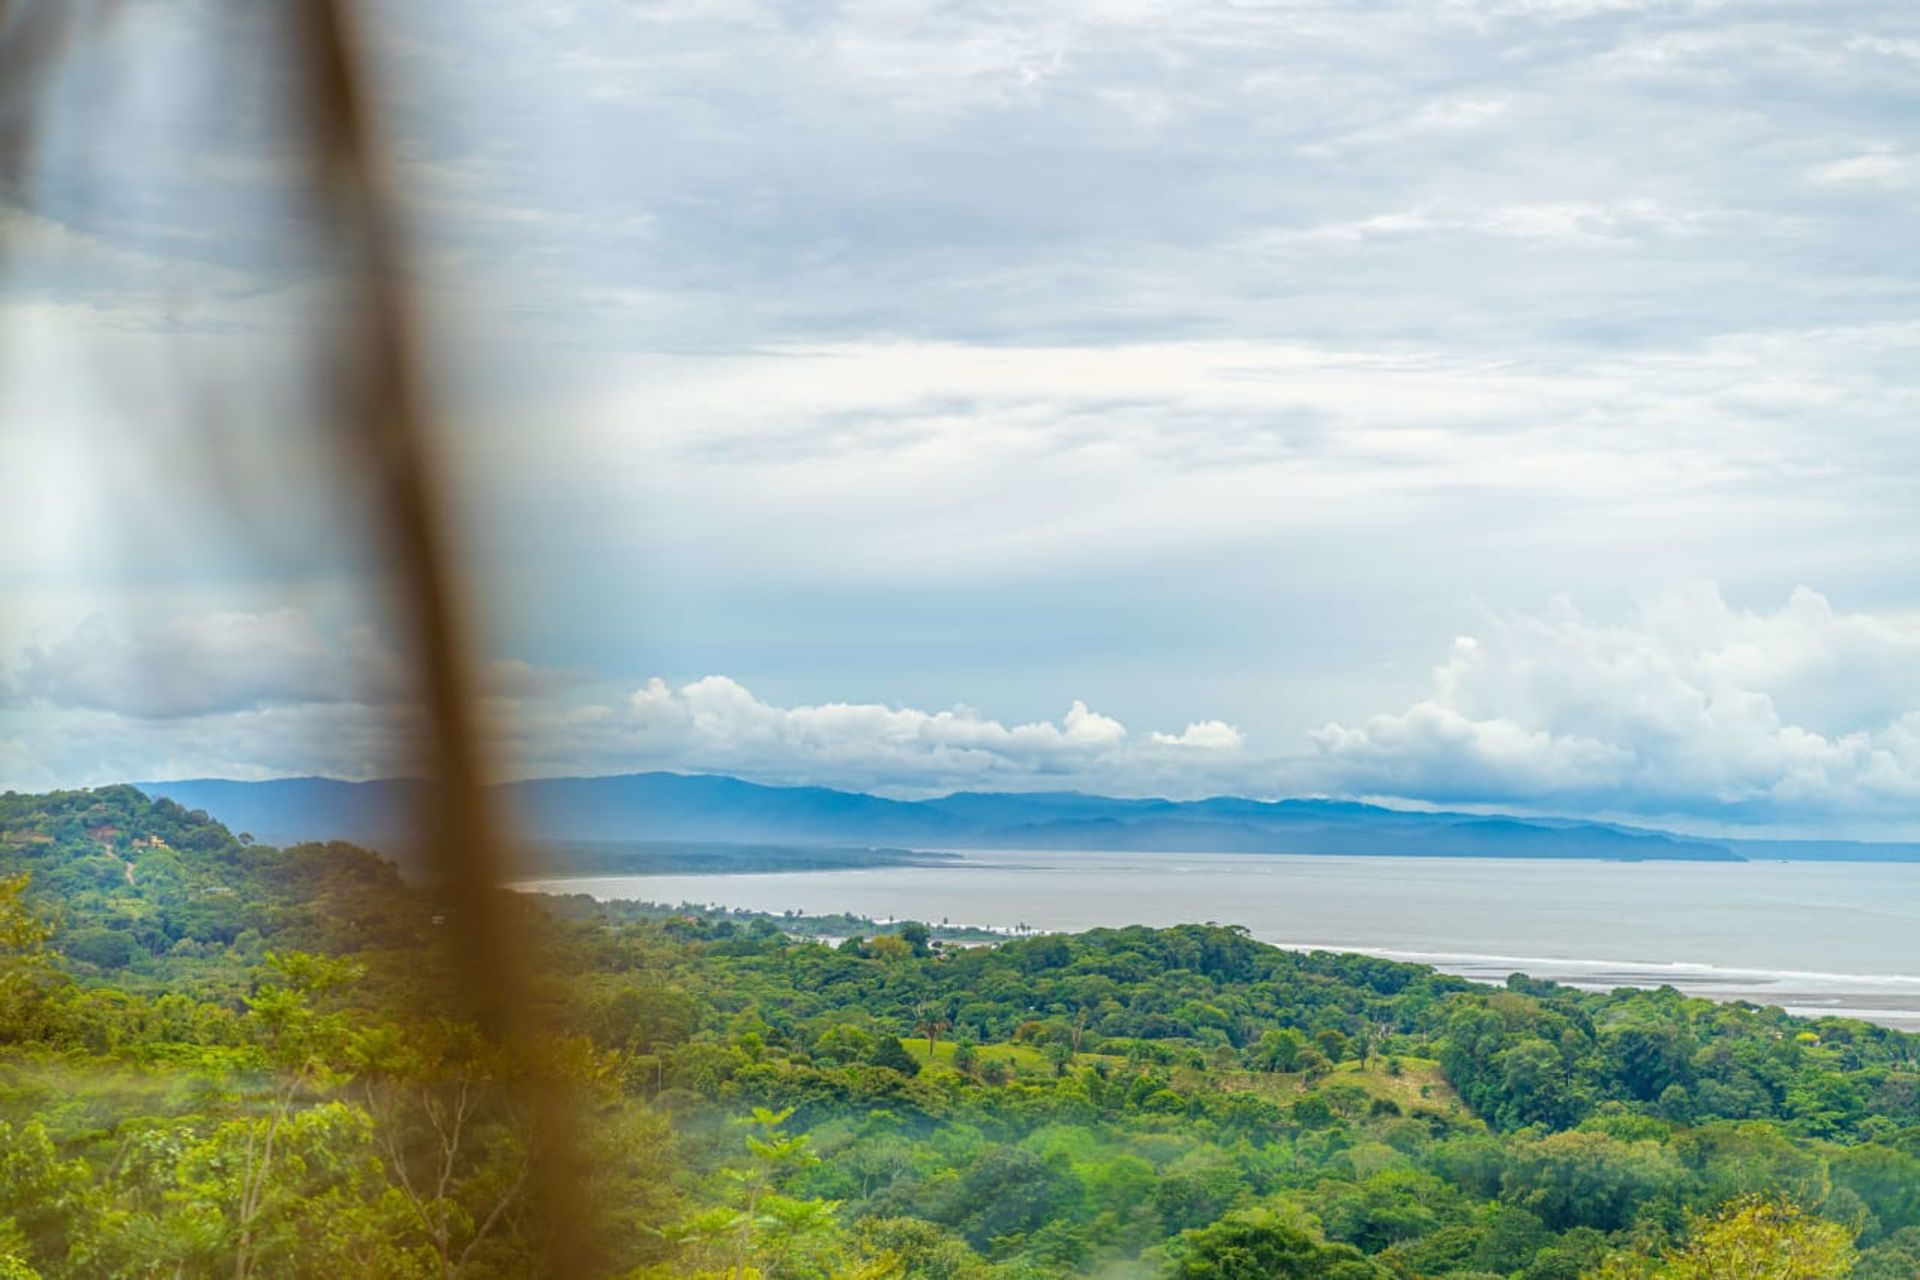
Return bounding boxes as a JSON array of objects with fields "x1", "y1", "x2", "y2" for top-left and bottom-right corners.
[{"x1": 520, "y1": 851, "x2": 1920, "y2": 1030}]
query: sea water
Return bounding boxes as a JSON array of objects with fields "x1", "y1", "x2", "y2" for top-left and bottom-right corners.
[{"x1": 514, "y1": 850, "x2": 1920, "y2": 1029}]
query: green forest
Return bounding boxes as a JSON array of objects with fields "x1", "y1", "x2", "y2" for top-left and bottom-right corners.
[{"x1": 0, "y1": 786, "x2": 1917, "y2": 1278}]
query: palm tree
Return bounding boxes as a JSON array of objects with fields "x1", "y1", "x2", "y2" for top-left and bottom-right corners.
[{"x1": 913, "y1": 1001, "x2": 950, "y2": 1061}]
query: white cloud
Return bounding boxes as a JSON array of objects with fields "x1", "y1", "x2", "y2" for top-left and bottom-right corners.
[
  {"x1": 15, "y1": 591, "x2": 1920, "y2": 835},
  {"x1": 1151, "y1": 720, "x2": 1244, "y2": 750},
  {"x1": 14, "y1": 610, "x2": 397, "y2": 719},
  {"x1": 0, "y1": 701, "x2": 414, "y2": 792},
  {"x1": 514, "y1": 676, "x2": 1232, "y2": 795},
  {"x1": 0, "y1": 613, "x2": 1243, "y2": 793},
  {"x1": 1308, "y1": 586, "x2": 1920, "y2": 826},
  {"x1": 1806, "y1": 151, "x2": 1917, "y2": 188}
]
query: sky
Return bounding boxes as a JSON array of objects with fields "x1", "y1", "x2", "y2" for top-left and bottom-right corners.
[{"x1": 4, "y1": 0, "x2": 1920, "y2": 838}]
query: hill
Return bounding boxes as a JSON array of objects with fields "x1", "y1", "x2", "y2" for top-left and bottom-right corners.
[
  {"x1": 137, "y1": 772, "x2": 1782, "y2": 866},
  {"x1": 0, "y1": 783, "x2": 423, "y2": 986}
]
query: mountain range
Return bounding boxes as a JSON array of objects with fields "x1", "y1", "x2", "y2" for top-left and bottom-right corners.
[{"x1": 135, "y1": 771, "x2": 1920, "y2": 869}]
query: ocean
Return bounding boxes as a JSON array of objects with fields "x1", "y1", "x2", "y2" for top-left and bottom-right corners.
[{"x1": 513, "y1": 849, "x2": 1920, "y2": 1029}]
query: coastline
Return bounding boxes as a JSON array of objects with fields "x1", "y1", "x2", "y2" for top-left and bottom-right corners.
[
  {"x1": 515, "y1": 868, "x2": 1920, "y2": 1032},
  {"x1": 1284, "y1": 944, "x2": 1920, "y2": 1031}
]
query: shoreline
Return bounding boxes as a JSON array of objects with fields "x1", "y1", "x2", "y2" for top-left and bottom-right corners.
[
  {"x1": 1298, "y1": 944, "x2": 1920, "y2": 1031},
  {"x1": 515, "y1": 872, "x2": 1920, "y2": 1032}
]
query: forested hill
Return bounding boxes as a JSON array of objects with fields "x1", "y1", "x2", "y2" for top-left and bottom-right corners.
[
  {"x1": 0, "y1": 784, "x2": 1918, "y2": 1275},
  {"x1": 0, "y1": 783, "x2": 421, "y2": 979},
  {"x1": 140, "y1": 772, "x2": 1791, "y2": 865}
]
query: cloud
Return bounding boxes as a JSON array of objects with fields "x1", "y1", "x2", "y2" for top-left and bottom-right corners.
[
  {"x1": 247, "y1": 0, "x2": 1918, "y2": 356},
  {"x1": 1806, "y1": 151, "x2": 1918, "y2": 188},
  {"x1": 2, "y1": 613, "x2": 1252, "y2": 794},
  {"x1": 494, "y1": 588, "x2": 1920, "y2": 829},
  {"x1": 504, "y1": 676, "x2": 1241, "y2": 795},
  {"x1": 1307, "y1": 586, "x2": 1920, "y2": 826},
  {"x1": 13, "y1": 610, "x2": 396, "y2": 719},
  {"x1": 1151, "y1": 721, "x2": 1244, "y2": 750},
  {"x1": 0, "y1": 702, "x2": 412, "y2": 793},
  {"x1": 482, "y1": 658, "x2": 590, "y2": 700},
  {"x1": 16, "y1": 591, "x2": 1920, "y2": 835},
  {"x1": 7, "y1": 0, "x2": 1920, "y2": 841}
]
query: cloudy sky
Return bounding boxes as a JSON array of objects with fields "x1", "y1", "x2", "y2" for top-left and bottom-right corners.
[{"x1": 5, "y1": 0, "x2": 1920, "y2": 837}]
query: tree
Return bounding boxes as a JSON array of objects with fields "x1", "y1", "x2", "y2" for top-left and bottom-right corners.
[
  {"x1": 1253, "y1": 1028, "x2": 1307, "y2": 1073},
  {"x1": 1314, "y1": 1029, "x2": 1351, "y2": 1064},
  {"x1": 62, "y1": 927, "x2": 136, "y2": 971},
  {"x1": 231, "y1": 950, "x2": 362, "y2": 1280},
  {"x1": 1858, "y1": 1226, "x2": 1920, "y2": 1280},
  {"x1": 867, "y1": 1035, "x2": 920, "y2": 1076},
  {"x1": 0, "y1": 875, "x2": 51, "y2": 1040},
  {"x1": 669, "y1": 1108, "x2": 841, "y2": 1280},
  {"x1": 1588, "y1": 1196, "x2": 1856, "y2": 1278},
  {"x1": 814, "y1": 1024, "x2": 877, "y2": 1066},
  {"x1": 856, "y1": 1217, "x2": 992, "y2": 1280},
  {"x1": 913, "y1": 1001, "x2": 949, "y2": 1061},
  {"x1": 0, "y1": 1120, "x2": 94, "y2": 1272},
  {"x1": 1501, "y1": 1131, "x2": 1679, "y2": 1232},
  {"x1": 1830, "y1": 1144, "x2": 1920, "y2": 1242},
  {"x1": 590, "y1": 983, "x2": 699, "y2": 1054},
  {"x1": 1605, "y1": 1026, "x2": 1696, "y2": 1103},
  {"x1": 731, "y1": 1109, "x2": 830, "y2": 1277},
  {"x1": 942, "y1": 1146, "x2": 1071, "y2": 1250},
  {"x1": 174, "y1": 1100, "x2": 399, "y2": 1280},
  {"x1": 1153, "y1": 1153, "x2": 1249, "y2": 1233},
  {"x1": 1165, "y1": 1209, "x2": 1387, "y2": 1279},
  {"x1": 348, "y1": 1018, "x2": 532, "y2": 1278}
]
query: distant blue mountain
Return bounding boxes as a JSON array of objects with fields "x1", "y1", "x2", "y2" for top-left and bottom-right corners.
[
  {"x1": 132, "y1": 770, "x2": 1910, "y2": 868},
  {"x1": 138, "y1": 776, "x2": 425, "y2": 849}
]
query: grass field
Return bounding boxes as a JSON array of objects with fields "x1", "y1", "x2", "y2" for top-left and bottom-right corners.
[{"x1": 1213, "y1": 1055, "x2": 1461, "y2": 1111}]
